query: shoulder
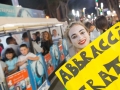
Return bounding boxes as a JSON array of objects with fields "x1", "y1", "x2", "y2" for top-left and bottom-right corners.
[
  {"x1": 5, "y1": 60, "x2": 9, "y2": 63},
  {"x1": 18, "y1": 55, "x2": 23, "y2": 59},
  {"x1": 28, "y1": 52, "x2": 36, "y2": 56},
  {"x1": 13, "y1": 57, "x2": 18, "y2": 60}
]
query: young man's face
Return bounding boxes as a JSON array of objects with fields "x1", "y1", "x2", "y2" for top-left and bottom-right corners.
[
  {"x1": 53, "y1": 30, "x2": 57, "y2": 36},
  {"x1": 24, "y1": 38, "x2": 29, "y2": 42},
  {"x1": 20, "y1": 47, "x2": 29, "y2": 55},
  {"x1": 89, "y1": 25, "x2": 95, "y2": 32},
  {"x1": 32, "y1": 35, "x2": 36, "y2": 40}
]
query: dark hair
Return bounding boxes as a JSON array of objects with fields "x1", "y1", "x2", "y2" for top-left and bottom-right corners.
[
  {"x1": 5, "y1": 48, "x2": 16, "y2": 60},
  {"x1": 36, "y1": 32, "x2": 40, "y2": 35},
  {"x1": 6, "y1": 37, "x2": 14, "y2": 44},
  {"x1": 95, "y1": 16, "x2": 108, "y2": 32},
  {"x1": 20, "y1": 44, "x2": 28, "y2": 48},
  {"x1": 32, "y1": 33, "x2": 36, "y2": 35},
  {"x1": 22, "y1": 32, "x2": 28, "y2": 39},
  {"x1": 85, "y1": 22, "x2": 93, "y2": 29}
]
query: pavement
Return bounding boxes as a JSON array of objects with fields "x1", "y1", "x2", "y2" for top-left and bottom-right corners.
[{"x1": 49, "y1": 76, "x2": 64, "y2": 90}]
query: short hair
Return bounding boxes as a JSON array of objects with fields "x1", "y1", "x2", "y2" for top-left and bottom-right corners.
[
  {"x1": 20, "y1": 44, "x2": 28, "y2": 48},
  {"x1": 5, "y1": 48, "x2": 16, "y2": 60},
  {"x1": 53, "y1": 29, "x2": 56, "y2": 31},
  {"x1": 6, "y1": 37, "x2": 14, "y2": 44},
  {"x1": 36, "y1": 32, "x2": 40, "y2": 35},
  {"x1": 22, "y1": 32, "x2": 28, "y2": 39},
  {"x1": 32, "y1": 33, "x2": 36, "y2": 36},
  {"x1": 85, "y1": 22, "x2": 93, "y2": 29}
]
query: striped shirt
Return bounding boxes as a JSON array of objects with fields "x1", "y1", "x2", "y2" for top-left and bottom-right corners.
[{"x1": 52, "y1": 35, "x2": 62, "y2": 44}]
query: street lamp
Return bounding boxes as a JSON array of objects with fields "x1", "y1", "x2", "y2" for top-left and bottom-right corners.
[
  {"x1": 95, "y1": 0, "x2": 99, "y2": 16},
  {"x1": 76, "y1": 11, "x2": 80, "y2": 17},
  {"x1": 83, "y1": 7, "x2": 86, "y2": 17},
  {"x1": 87, "y1": 15, "x2": 91, "y2": 19},
  {"x1": 100, "y1": 2, "x2": 104, "y2": 15},
  {"x1": 72, "y1": 9, "x2": 75, "y2": 16}
]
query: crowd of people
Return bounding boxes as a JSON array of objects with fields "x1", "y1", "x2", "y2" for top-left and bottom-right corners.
[
  {"x1": 0, "y1": 29, "x2": 62, "y2": 76},
  {"x1": 0, "y1": 15, "x2": 119, "y2": 90}
]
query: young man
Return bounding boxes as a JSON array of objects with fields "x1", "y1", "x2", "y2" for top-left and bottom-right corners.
[
  {"x1": 17, "y1": 44, "x2": 39, "y2": 70},
  {"x1": 85, "y1": 22, "x2": 100, "y2": 41},
  {"x1": 52, "y1": 29, "x2": 62, "y2": 45}
]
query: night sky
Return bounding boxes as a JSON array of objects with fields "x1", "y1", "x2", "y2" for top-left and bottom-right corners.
[{"x1": 68, "y1": 0, "x2": 108, "y2": 14}]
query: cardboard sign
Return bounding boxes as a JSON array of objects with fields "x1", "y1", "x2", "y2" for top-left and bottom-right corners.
[
  {"x1": 56, "y1": 22, "x2": 120, "y2": 90},
  {"x1": 6, "y1": 69, "x2": 32, "y2": 90}
]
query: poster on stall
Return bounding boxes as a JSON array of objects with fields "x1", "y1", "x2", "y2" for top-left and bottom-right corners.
[
  {"x1": 44, "y1": 53, "x2": 54, "y2": 76},
  {"x1": 58, "y1": 45, "x2": 65, "y2": 62},
  {"x1": 27, "y1": 53, "x2": 50, "y2": 90},
  {"x1": 62, "y1": 39, "x2": 70, "y2": 61},
  {"x1": 0, "y1": 4, "x2": 45, "y2": 18},
  {"x1": 56, "y1": 22, "x2": 120, "y2": 90},
  {"x1": 50, "y1": 44, "x2": 60, "y2": 69},
  {"x1": 6, "y1": 69, "x2": 32, "y2": 90}
]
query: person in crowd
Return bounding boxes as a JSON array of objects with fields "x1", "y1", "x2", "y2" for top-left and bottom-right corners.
[
  {"x1": 0, "y1": 39, "x2": 4, "y2": 49},
  {"x1": 22, "y1": 32, "x2": 30, "y2": 48},
  {"x1": 66, "y1": 22, "x2": 90, "y2": 57},
  {"x1": 17, "y1": 44, "x2": 39, "y2": 70},
  {"x1": 41, "y1": 31, "x2": 53, "y2": 56},
  {"x1": 22, "y1": 32, "x2": 43, "y2": 54},
  {"x1": 1, "y1": 37, "x2": 20, "y2": 59},
  {"x1": 85, "y1": 22, "x2": 100, "y2": 41},
  {"x1": 32, "y1": 33, "x2": 39, "y2": 44},
  {"x1": 52, "y1": 29, "x2": 62, "y2": 45},
  {"x1": 64, "y1": 22, "x2": 91, "y2": 90},
  {"x1": 0, "y1": 56, "x2": 6, "y2": 72},
  {"x1": 5, "y1": 48, "x2": 18, "y2": 76},
  {"x1": 36, "y1": 31, "x2": 41, "y2": 42},
  {"x1": 95, "y1": 16, "x2": 109, "y2": 34}
]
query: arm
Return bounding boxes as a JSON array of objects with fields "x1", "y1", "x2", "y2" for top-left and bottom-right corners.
[
  {"x1": 27, "y1": 56, "x2": 39, "y2": 61},
  {"x1": 16, "y1": 60, "x2": 27, "y2": 67},
  {"x1": 32, "y1": 41, "x2": 44, "y2": 53},
  {"x1": 7, "y1": 65, "x2": 18, "y2": 75},
  {"x1": 5, "y1": 66, "x2": 9, "y2": 75}
]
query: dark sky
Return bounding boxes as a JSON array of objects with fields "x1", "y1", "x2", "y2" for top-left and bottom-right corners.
[{"x1": 68, "y1": 0, "x2": 108, "y2": 14}]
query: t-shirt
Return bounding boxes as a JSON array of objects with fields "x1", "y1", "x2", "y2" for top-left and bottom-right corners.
[
  {"x1": 1, "y1": 44, "x2": 20, "y2": 59},
  {"x1": 0, "y1": 60, "x2": 6, "y2": 70},
  {"x1": 18, "y1": 52, "x2": 36, "y2": 70},
  {"x1": 5, "y1": 57, "x2": 18, "y2": 71},
  {"x1": 52, "y1": 35, "x2": 62, "y2": 44},
  {"x1": 90, "y1": 28, "x2": 100, "y2": 41}
]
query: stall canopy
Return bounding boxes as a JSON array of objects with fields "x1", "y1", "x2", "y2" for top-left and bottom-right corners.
[{"x1": 0, "y1": 17, "x2": 64, "y2": 33}]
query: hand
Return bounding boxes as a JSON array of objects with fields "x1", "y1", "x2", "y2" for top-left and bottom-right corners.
[
  {"x1": 58, "y1": 40, "x2": 62, "y2": 46},
  {"x1": 27, "y1": 57, "x2": 32, "y2": 60},
  {"x1": 41, "y1": 48, "x2": 44, "y2": 53}
]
